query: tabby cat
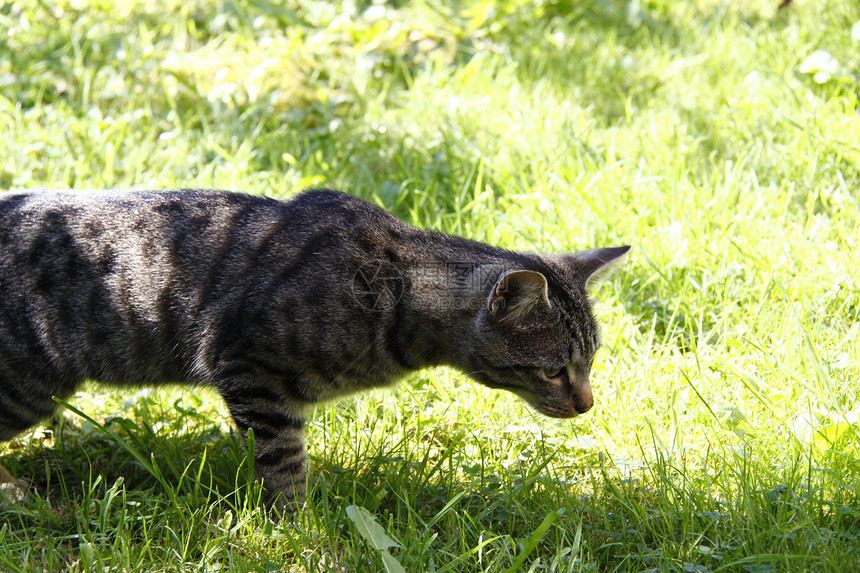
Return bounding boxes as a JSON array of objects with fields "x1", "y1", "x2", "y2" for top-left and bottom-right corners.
[{"x1": 0, "y1": 189, "x2": 628, "y2": 510}]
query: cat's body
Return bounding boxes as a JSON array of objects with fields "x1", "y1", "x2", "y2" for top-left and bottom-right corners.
[{"x1": 0, "y1": 188, "x2": 628, "y2": 509}]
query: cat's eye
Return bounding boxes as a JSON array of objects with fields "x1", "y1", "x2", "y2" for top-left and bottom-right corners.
[{"x1": 543, "y1": 366, "x2": 564, "y2": 379}]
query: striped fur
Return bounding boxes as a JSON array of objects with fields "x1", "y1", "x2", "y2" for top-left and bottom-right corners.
[{"x1": 0, "y1": 188, "x2": 628, "y2": 510}]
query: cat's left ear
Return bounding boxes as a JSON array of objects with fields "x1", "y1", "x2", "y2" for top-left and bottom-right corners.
[
  {"x1": 487, "y1": 270, "x2": 552, "y2": 322},
  {"x1": 550, "y1": 246, "x2": 631, "y2": 289}
]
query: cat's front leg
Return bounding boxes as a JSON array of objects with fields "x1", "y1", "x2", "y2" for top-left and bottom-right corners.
[{"x1": 217, "y1": 379, "x2": 308, "y2": 513}]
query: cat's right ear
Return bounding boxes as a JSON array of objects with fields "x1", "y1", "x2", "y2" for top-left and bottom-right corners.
[
  {"x1": 487, "y1": 270, "x2": 551, "y2": 322},
  {"x1": 551, "y1": 246, "x2": 630, "y2": 289}
]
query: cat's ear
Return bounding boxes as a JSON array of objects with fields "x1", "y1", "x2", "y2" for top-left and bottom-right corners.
[
  {"x1": 487, "y1": 270, "x2": 551, "y2": 322},
  {"x1": 552, "y1": 246, "x2": 630, "y2": 289}
]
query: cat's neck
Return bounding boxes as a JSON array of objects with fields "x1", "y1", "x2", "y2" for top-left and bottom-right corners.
[{"x1": 390, "y1": 254, "x2": 509, "y2": 370}]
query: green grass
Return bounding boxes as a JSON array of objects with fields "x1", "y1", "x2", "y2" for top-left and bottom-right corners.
[{"x1": 1, "y1": 0, "x2": 859, "y2": 570}]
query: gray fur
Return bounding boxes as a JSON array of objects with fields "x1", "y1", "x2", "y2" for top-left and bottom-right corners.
[{"x1": 0, "y1": 188, "x2": 628, "y2": 510}]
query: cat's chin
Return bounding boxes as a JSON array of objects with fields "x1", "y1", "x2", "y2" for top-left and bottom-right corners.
[{"x1": 509, "y1": 388, "x2": 585, "y2": 419}]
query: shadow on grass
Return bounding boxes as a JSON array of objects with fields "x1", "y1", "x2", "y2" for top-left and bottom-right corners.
[
  {"x1": 0, "y1": 414, "x2": 585, "y2": 531},
  {"x1": 2, "y1": 406, "x2": 858, "y2": 571}
]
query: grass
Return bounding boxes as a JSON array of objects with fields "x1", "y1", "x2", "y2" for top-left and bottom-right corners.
[{"x1": 1, "y1": 0, "x2": 859, "y2": 570}]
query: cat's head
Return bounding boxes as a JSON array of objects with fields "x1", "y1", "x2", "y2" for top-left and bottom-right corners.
[{"x1": 466, "y1": 246, "x2": 629, "y2": 418}]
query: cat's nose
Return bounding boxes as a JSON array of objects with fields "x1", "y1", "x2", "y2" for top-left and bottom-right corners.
[
  {"x1": 571, "y1": 375, "x2": 593, "y2": 414},
  {"x1": 576, "y1": 397, "x2": 593, "y2": 414}
]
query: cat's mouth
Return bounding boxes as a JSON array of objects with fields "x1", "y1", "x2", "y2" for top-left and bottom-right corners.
[
  {"x1": 511, "y1": 388, "x2": 589, "y2": 418},
  {"x1": 471, "y1": 372, "x2": 590, "y2": 418}
]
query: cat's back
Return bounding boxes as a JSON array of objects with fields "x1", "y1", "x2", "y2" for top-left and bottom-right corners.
[
  {"x1": 0, "y1": 189, "x2": 296, "y2": 385},
  {"x1": 0, "y1": 188, "x2": 283, "y2": 238},
  {"x1": 0, "y1": 188, "x2": 402, "y2": 243},
  {"x1": 0, "y1": 186, "x2": 407, "y2": 325},
  {"x1": 0, "y1": 188, "x2": 309, "y2": 279}
]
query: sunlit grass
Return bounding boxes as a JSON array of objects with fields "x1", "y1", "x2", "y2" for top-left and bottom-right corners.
[{"x1": 1, "y1": 0, "x2": 859, "y2": 571}]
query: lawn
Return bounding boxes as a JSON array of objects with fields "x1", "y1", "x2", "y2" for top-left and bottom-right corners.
[{"x1": 1, "y1": 0, "x2": 859, "y2": 571}]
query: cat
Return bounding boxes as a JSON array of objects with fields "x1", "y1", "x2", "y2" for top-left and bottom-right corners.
[{"x1": 0, "y1": 188, "x2": 629, "y2": 511}]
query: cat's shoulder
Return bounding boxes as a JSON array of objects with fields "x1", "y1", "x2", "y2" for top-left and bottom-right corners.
[
  {"x1": 286, "y1": 188, "x2": 386, "y2": 213},
  {"x1": 285, "y1": 189, "x2": 403, "y2": 225}
]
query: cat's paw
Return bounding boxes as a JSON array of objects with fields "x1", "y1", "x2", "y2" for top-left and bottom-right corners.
[
  {"x1": 266, "y1": 489, "x2": 305, "y2": 519},
  {"x1": 0, "y1": 480, "x2": 28, "y2": 505},
  {"x1": 0, "y1": 466, "x2": 28, "y2": 506}
]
